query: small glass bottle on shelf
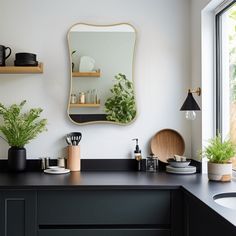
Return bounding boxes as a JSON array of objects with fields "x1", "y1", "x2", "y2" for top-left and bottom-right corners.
[
  {"x1": 85, "y1": 91, "x2": 90, "y2": 104},
  {"x1": 95, "y1": 89, "x2": 99, "y2": 104},
  {"x1": 70, "y1": 94, "x2": 77, "y2": 104},
  {"x1": 91, "y1": 89, "x2": 95, "y2": 104},
  {"x1": 79, "y1": 92, "x2": 85, "y2": 104}
]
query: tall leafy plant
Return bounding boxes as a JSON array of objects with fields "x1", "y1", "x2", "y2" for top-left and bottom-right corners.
[
  {"x1": 0, "y1": 100, "x2": 47, "y2": 148},
  {"x1": 105, "y1": 73, "x2": 136, "y2": 123}
]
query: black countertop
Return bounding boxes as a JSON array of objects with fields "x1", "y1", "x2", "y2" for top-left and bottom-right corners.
[{"x1": 0, "y1": 171, "x2": 235, "y2": 228}]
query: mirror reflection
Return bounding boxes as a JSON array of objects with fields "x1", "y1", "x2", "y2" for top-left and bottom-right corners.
[{"x1": 67, "y1": 23, "x2": 137, "y2": 124}]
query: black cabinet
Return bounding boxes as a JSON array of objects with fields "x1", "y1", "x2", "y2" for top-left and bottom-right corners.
[
  {"x1": 38, "y1": 189, "x2": 174, "y2": 236},
  {"x1": 38, "y1": 229, "x2": 170, "y2": 236},
  {"x1": 0, "y1": 187, "x2": 235, "y2": 236},
  {"x1": 38, "y1": 190, "x2": 171, "y2": 225},
  {"x1": 184, "y1": 192, "x2": 236, "y2": 236},
  {"x1": 0, "y1": 190, "x2": 36, "y2": 236}
]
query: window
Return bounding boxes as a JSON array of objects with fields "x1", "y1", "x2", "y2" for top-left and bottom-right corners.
[
  {"x1": 216, "y1": 0, "x2": 236, "y2": 139},
  {"x1": 216, "y1": 0, "x2": 236, "y2": 168}
]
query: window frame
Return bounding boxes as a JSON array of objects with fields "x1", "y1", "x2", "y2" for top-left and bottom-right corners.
[{"x1": 215, "y1": 0, "x2": 236, "y2": 135}]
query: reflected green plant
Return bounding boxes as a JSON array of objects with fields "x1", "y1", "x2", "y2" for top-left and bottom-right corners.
[{"x1": 105, "y1": 73, "x2": 136, "y2": 123}]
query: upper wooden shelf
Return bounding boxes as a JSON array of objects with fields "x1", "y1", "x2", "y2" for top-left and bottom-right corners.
[
  {"x1": 72, "y1": 70, "x2": 100, "y2": 77},
  {"x1": 0, "y1": 63, "x2": 43, "y2": 74}
]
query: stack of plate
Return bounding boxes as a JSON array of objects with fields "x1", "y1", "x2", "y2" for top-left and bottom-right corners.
[
  {"x1": 166, "y1": 158, "x2": 196, "y2": 174},
  {"x1": 44, "y1": 166, "x2": 70, "y2": 175},
  {"x1": 166, "y1": 165, "x2": 196, "y2": 174}
]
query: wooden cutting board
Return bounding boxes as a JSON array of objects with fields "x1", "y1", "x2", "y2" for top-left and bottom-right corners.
[{"x1": 150, "y1": 129, "x2": 185, "y2": 163}]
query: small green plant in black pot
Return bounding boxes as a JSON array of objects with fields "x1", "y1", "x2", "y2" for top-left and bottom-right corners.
[{"x1": 0, "y1": 100, "x2": 47, "y2": 171}]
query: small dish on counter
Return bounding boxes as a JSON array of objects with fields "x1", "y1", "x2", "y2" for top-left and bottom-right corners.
[
  {"x1": 44, "y1": 166, "x2": 70, "y2": 175},
  {"x1": 167, "y1": 158, "x2": 191, "y2": 168},
  {"x1": 166, "y1": 165, "x2": 196, "y2": 174}
]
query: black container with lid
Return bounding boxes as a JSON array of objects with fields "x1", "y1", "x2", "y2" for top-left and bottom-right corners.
[{"x1": 14, "y1": 52, "x2": 38, "y2": 66}]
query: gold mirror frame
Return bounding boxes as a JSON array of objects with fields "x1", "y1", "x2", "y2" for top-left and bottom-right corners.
[{"x1": 67, "y1": 23, "x2": 137, "y2": 125}]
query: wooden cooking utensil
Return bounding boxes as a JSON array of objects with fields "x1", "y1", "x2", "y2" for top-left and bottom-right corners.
[{"x1": 150, "y1": 129, "x2": 185, "y2": 163}]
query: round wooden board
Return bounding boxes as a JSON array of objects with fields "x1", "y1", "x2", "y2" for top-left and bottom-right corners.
[{"x1": 150, "y1": 129, "x2": 185, "y2": 163}]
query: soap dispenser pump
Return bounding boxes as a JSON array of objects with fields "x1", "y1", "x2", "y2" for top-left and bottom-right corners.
[{"x1": 132, "y1": 138, "x2": 142, "y2": 171}]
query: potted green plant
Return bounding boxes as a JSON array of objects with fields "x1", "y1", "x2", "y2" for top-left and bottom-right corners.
[
  {"x1": 201, "y1": 134, "x2": 236, "y2": 181},
  {"x1": 104, "y1": 73, "x2": 136, "y2": 123},
  {"x1": 0, "y1": 100, "x2": 47, "y2": 171}
]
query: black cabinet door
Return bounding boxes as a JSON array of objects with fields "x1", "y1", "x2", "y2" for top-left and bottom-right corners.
[
  {"x1": 38, "y1": 190, "x2": 171, "y2": 225},
  {"x1": 0, "y1": 190, "x2": 36, "y2": 236},
  {"x1": 38, "y1": 229, "x2": 170, "y2": 236},
  {"x1": 184, "y1": 192, "x2": 236, "y2": 236}
]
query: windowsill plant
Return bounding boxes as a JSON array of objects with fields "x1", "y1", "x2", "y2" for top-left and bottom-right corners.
[{"x1": 201, "y1": 134, "x2": 236, "y2": 181}]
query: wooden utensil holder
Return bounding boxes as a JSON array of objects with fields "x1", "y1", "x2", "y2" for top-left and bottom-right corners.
[{"x1": 67, "y1": 145, "x2": 80, "y2": 171}]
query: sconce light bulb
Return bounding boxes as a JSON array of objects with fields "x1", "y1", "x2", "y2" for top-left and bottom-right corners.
[{"x1": 185, "y1": 111, "x2": 196, "y2": 120}]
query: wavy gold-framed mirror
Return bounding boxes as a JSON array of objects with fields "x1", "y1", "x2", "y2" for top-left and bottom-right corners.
[{"x1": 67, "y1": 23, "x2": 137, "y2": 125}]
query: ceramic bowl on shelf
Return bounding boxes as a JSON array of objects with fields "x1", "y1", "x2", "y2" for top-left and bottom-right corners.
[{"x1": 167, "y1": 158, "x2": 191, "y2": 168}]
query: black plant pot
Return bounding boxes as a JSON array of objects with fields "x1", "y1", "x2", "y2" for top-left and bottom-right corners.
[{"x1": 8, "y1": 146, "x2": 26, "y2": 172}]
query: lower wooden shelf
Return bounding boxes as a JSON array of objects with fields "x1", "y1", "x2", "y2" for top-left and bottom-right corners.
[
  {"x1": 70, "y1": 103, "x2": 100, "y2": 108},
  {"x1": 72, "y1": 70, "x2": 100, "y2": 77},
  {"x1": 0, "y1": 63, "x2": 43, "y2": 74}
]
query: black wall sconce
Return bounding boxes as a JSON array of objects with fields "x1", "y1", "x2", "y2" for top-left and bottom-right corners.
[{"x1": 180, "y1": 87, "x2": 201, "y2": 120}]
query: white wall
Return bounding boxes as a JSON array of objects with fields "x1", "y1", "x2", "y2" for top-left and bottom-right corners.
[
  {"x1": 190, "y1": 0, "x2": 211, "y2": 161},
  {"x1": 0, "y1": 0, "x2": 191, "y2": 160},
  {"x1": 190, "y1": 0, "x2": 225, "y2": 163}
]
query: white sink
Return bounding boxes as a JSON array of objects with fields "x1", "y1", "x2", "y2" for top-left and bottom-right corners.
[{"x1": 214, "y1": 193, "x2": 236, "y2": 210}]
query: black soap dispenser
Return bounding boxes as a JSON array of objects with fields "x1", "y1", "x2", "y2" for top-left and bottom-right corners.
[{"x1": 132, "y1": 138, "x2": 142, "y2": 171}]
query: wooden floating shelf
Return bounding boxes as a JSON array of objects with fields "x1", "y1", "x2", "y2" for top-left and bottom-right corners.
[
  {"x1": 0, "y1": 63, "x2": 43, "y2": 74},
  {"x1": 70, "y1": 103, "x2": 100, "y2": 108},
  {"x1": 72, "y1": 70, "x2": 100, "y2": 77}
]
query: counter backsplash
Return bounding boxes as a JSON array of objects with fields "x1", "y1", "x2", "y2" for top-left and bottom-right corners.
[{"x1": 0, "y1": 159, "x2": 202, "y2": 173}]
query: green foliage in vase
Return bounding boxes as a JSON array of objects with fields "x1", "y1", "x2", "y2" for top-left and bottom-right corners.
[
  {"x1": 105, "y1": 73, "x2": 136, "y2": 123},
  {"x1": 201, "y1": 134, "x2": 236, "y2": 164},
  {"x1": 0, "y1": 100, "x2": 47, "y2": 148}
]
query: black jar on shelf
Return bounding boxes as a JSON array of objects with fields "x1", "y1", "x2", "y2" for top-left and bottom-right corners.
[{"x1": 14, "y1": 52, "x2": 38, "y2": 66}]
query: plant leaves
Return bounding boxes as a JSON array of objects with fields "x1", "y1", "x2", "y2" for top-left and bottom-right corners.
[
  {"x1": 104, "y1": 74, "x2": 136, "y2": 123},
  {"x1": 0, "y1": 101, "x2": 47, "y2": 147}
]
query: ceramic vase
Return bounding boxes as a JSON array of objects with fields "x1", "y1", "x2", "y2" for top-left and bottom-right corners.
[
  {"x1": 8, "y1": 146, "x2": 26, "y2": 172},
  {"x1": 208, "y1": 162, "x2": 232, "y2": 182}
]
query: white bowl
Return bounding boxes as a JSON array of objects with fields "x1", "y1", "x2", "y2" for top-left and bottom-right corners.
[{"x1": 167, "y1": 159, "x2": 191, "y2": 168}]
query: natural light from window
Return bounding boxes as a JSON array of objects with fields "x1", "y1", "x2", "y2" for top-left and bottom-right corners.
[{"x1": 220, "y1": 3, "x2": 236, "y2": 168}]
